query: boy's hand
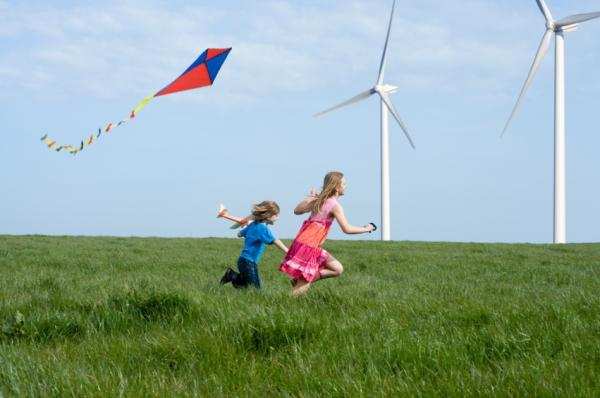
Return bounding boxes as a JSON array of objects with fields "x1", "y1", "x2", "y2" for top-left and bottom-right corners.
[{"x1": 274, "y1": 239, "x2": 288, "y2": 253}]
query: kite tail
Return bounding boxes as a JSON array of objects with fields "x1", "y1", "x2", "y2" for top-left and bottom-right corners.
[{"x1": 40, "y1": 94, "x2": 155, "y2": 155}]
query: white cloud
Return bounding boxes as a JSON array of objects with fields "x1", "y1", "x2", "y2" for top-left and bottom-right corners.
[{"x1": 0, "y1": 0, "x2": 598, "y2": 104}]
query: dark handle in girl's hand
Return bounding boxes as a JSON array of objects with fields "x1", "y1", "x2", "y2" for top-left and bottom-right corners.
[{"x1": 369, "y1": 223, "x2": 377, "y2": 233}]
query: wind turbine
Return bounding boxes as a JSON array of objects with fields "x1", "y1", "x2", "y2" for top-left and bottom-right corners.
[
  {"x1": 503, "y1": 0, "x2": 600, "y2": 244},
  {"x1": 314, "y1": 0, "x2": 415, "y2": 241}
]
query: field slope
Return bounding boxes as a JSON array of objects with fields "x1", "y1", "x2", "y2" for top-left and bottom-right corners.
[{"x1": 1, "y1": 236, "x2": 599, "y2": 396}]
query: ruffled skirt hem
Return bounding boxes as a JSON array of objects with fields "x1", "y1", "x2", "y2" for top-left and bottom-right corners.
[{"x1": 279, "y1": 241, "x2": 330, "y2": 283}]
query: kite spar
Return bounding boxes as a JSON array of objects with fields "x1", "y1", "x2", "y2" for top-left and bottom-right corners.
[{"x1": 41, "y1": 47, "x2": 231, "y2": 155}]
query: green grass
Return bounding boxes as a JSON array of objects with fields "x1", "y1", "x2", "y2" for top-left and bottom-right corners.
[{"x1": 1, "y1": 235, "x2": 599, "y2": 397}]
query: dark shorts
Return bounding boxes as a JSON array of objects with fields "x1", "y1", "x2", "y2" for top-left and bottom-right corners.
[{"x1": 233, "y1": 257, "x2": 261, "y2": 289}]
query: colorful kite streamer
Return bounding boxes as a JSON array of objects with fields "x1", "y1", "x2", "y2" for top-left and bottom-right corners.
[{"x1": 41, "y1": 47, "x2": 232, "y2": 155}]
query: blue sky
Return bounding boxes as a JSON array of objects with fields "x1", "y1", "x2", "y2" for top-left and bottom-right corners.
[{"x1": 1, "y1": 0, "x2": 599, "y2": 243}]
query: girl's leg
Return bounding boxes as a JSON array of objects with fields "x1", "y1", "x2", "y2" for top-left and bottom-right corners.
[
  {"x1": 316, "y1": 255, "x2": 343, "y2": 281},
  {"x1": 292, "y1": 279, "x2": 311, "y2": 296}
]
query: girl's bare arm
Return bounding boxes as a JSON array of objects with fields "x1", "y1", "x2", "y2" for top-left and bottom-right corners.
[
  {"x1": 294, "y1": 196, "x2": 316, "y2": 215},
  {"x1": 331, "y1": 204, "x2": 374, "y2": 235}
]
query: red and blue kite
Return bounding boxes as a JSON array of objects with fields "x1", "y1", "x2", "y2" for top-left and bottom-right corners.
[{"x1": 41, "y1": 47, "x2": 232, "y2": 155}]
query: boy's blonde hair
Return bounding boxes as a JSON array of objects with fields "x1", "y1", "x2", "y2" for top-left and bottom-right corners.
[
  {"x1": 312, "y1": 171, "x2": 344, "y2": 213},
  {"x1": 251, "y1": 201, "x2": 280, "y2": 222}
]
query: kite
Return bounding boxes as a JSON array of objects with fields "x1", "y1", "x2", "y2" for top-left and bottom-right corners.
[{"x1": 41, "y1": 47, "x2": 232, "y2": 155}]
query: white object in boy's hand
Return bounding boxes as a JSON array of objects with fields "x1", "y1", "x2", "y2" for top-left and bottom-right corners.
[
  {"x1": 217, "y1": 203, "x2": 253, "y2": 229},
  {"x1": 217, "y1": 204, "x2": 228, "y2": 218}
]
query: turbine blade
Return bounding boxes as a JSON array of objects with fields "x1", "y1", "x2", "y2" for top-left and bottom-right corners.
[
  {"x1": 502, "y1": 29, "x2": 553, "y2": 137},
  {"x1": 535, "y1": 0, "x2": 553, "y2": 23},
  {"x1": 378, "y1": 92, "x2": 416, "y2": 149},
  {"x1": 556, "y1": 12, "x2": 600, "y2": 27},
  {"x1": 314, "y1": 89, "x2": 375, "y2": 117},
  {"x1": 377, "y1": 0, "x2": 397, "y2": 85}
]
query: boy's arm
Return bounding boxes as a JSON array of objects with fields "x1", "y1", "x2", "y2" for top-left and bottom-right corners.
[
  {"x1": 273, "y1": 239, "x2": 288, "y2": 253},
  {"x1": 262, "y1": 225, "x2": 286, "y2": 252}
]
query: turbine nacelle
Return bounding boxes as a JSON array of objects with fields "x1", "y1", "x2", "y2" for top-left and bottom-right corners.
[
  {"x1": 374, "y1": 84, "x2": 399, "y2": 94},
  {"x1": 557, "y1": 24, "x2": 579, "y2": 33},
  {"x1": 548, "y1": 22, "x2": 579, "y2": 33}
]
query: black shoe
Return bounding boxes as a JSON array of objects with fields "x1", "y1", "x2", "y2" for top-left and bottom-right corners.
[{"x1": 220, "y1": 268, "x2": 236, "y2": 285}]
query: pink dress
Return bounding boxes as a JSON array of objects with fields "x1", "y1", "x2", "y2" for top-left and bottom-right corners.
[{"x1": 279, "y1": 197, "x2": 338, "y2": 282}]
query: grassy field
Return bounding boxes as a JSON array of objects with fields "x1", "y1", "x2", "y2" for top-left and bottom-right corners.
[{"x1": 0, "y1": 235, "x2": 599, "y2": 397}]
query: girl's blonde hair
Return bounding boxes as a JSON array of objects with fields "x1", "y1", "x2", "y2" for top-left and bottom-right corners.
[
  {"x1": 312, "y1": 171, "x2": 344, "y2": 213},
  {"x1": 251, "y1": 201, "x2": 280, "y2": 222}
]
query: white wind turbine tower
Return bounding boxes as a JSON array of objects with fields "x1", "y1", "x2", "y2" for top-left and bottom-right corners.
[
  {"x1": 314, "y1": 0, "x2": 415, "y2": 241},
  {"x1": 503, "y1": 0, "x2": 600, "y2": 244}
]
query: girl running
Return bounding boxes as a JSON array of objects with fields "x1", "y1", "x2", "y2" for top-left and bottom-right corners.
[{"x1": 279, "y1": 171, "x2": 375, "y2": 296}]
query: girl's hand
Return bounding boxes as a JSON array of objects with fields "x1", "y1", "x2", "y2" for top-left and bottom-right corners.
[
  {"x1": 365, "y1": 223, "x2": 377, "y2": 233},
  {"x1": 294, "y1": 195, "x2": 317, "y2": 215}
]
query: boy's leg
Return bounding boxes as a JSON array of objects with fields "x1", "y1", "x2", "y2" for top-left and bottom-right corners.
[
  {"x1": 246, "y1": 261, "x2": 261, "y2": 289},
  {"x1": 237, "y1": 258, "x2": 261, "y2": 289},
  {"x1": 220, "y1": 267, "x2": 238, "y2": 285},
  {"x1": 232, "y1": 258, "x2": 250, "y2": 288}
]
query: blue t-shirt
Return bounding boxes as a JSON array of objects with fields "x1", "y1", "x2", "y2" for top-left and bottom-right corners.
[{"x1": 239, "y1": 222, "x2": 276, "y2": 264}]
